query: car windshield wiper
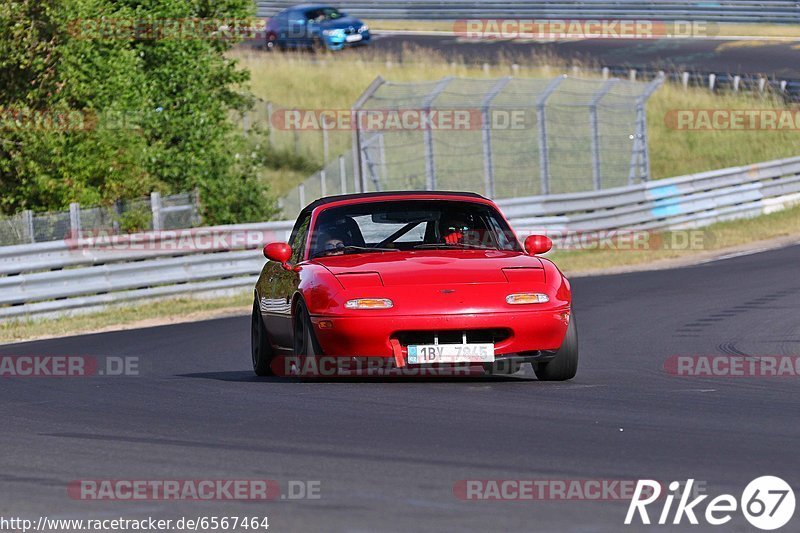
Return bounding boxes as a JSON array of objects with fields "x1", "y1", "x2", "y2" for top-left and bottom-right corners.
[
  {"x1": 312, "y1": 246, "x2": 399, "y2": 259},
  {"x1": 412, "y1": 243, "x2": 497, "y2": 250}
]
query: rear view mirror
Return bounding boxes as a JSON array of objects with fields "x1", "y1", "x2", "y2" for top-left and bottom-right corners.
[
  {"x1": 524, "y1": 235, "x2": 553, "y2": 255},
  {"x1": 264, "y1": 242, "x2": 293, "y2": 269}
]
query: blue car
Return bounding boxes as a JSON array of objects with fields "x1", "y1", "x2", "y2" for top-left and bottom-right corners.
[{"x1": 265, "y1": 4, "x2": 370, "y2": 51}]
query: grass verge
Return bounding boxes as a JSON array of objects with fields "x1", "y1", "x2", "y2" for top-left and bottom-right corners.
[{"x1": 2, "y1": 205, "x2": 798, "y2": 344}]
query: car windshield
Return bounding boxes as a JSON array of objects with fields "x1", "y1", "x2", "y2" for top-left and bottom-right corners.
[
  {"x1": 310, "y1": 199, "x2": 521, "y2": 258},
  {"x1": 305, "y1": 8, "x2": 344, "y2": 22}
]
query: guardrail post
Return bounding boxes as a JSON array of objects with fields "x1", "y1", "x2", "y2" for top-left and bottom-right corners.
[
  {"x1": 590, "y1": 79, "x2": 619, "y2": 190},
  {"x1": 320, "y1": 168, "x2": 327, "y2": 197},
  {"x1": 22, "y1": 210, "x2": 34, "y2": 243},
  {"x1": 708, "y1": 74, "x2": 716, "y2": 92},
  {"x1": 733, "y1": 75, "x2": 741, "y2": 92},
  {"x1": 536, "y1": 75, "x2": 566, "y2": 195},
  {"x1": 299, "y1": 183, "x2": 306, "y2": 208},
  {"x1": 759, "y1": 77, "x2": 767, "y2": 95},
  {"x1": 150, "y1": 192, "x2": 162, "y2": 232},
  {"x1": 69, "y1": 202, "x2": 81, "y2": 239},
  {"x1": 682, "y1": 72, "x2": 689, "y2": 89},
  {"x1": 339, "y1": 155, "x2": 347, "y2": 194},
  {"x1": 602, "y1": 67, "x2": 609, "y2": 80}
]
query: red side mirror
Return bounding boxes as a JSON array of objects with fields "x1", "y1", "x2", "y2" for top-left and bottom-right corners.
[
  {"x1": 264, "y1": 242, "x2": 292, "y2": 268},
  {"x1": 524, "y1": 235, "x2": 553, "y2": 255}
]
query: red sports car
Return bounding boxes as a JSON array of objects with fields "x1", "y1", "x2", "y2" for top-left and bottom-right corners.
[{"x1": 251, "y1": 191, "x2": 577, "y2": 380}]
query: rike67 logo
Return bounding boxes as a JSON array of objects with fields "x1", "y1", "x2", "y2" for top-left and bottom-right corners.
[{"x1": 626, "y1": 477, "x2": 795, "y2": 530}]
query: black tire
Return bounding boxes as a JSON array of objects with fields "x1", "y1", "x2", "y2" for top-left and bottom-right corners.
[
  {"x1": 534, "y1": 313, "x2": 579, "y2": 381},
  {"x1": 293, "y1": 300, "x2": 323, "y2": 356},
  {"x1": 251, "y1": 298, "x2": 275, "y2": 376}
]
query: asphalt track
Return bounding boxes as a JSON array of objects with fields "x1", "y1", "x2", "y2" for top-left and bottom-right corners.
[
  {"x1": 371, "y1": 34, "x2": 800, "y2": 78},
  {"x1": 245, "y1": 33, "x2": 800, "y2": 78},
  {"x1": 2, "y1": 242, "x2": 799, "y2": 532}
]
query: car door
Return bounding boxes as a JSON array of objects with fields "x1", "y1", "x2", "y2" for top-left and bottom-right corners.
[
  {"x1": 286, "y1": 9, "x2": 310, "y2": 48},
  {"x1": 259, "y1": 213, "x2": 311, "y2": 350}
]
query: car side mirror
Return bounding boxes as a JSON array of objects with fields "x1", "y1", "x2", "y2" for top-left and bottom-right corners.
[
  {"x1": 524, "y1": 235, "x2": 553, "y2": 255},
  {"x1": 264, "y1": 242, "x2": 293, "y2": 270}
]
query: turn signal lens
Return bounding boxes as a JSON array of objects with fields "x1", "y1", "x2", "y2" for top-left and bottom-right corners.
[
  {"x1": 345, "y1": 298, "x2": 394, "y2": 309},
  {"x1": 506, "y1": 293, "x2": 550, "y2": 305}
]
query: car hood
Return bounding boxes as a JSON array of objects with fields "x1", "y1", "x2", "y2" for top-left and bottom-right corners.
[
  {"x1": 314, "y1": 250, "x2": 544, "y2": 286},
  {"x1": 316, "y1": 16, "x2": 363, "y2": 30}
]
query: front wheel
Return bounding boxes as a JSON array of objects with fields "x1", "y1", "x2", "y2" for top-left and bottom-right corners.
[
  {"x1": 293, "y1": 300, "x2": 323, "y2": 356},
  {"x1": 533, "y1": 312, "x2": 579, "y2": 381},
  {"x1": 251, "y1": 298, "x2": 275, "y2": 376}
]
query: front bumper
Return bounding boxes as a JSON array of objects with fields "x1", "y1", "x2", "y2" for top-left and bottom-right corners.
[{"x1": 311, "y1": 308, "x2": 570, "y2": 359}]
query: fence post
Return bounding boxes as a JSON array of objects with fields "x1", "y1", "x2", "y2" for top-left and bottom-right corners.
[
  {"x1": 69, "y1": 202, "x2": 82, "y2": 239},
  {"x1": 422, "y1": 77, "x2": 454, "y2": 190},
  {"x1": 589, "y1": 79, "x2": 619, "y2": 191},
  {"x1": 733, "y1": 75, "x2": 741, "y2": 92},
  {"x1": 267, "y1": 102, "x2": 274, "y2": 149},
  {"x1": 536, "y1": 75, "x2": 566, "y2": 195},
  {"x1": 22, "y1": 210, "x2": 34, "y2": 243},
  {"x1": 150, "y1": 192, "x2": 162, "y2": 231},
  {"x1": 320, "y1": 168, "x2": 327, "y2": 197},
  {"x1": 351, "y1": 77, "x2": 386, "y2": 194},
  {"x1": 299, "y1": 183, "x2": 306, "y2": 208},
  {"x1": 322, "y1": 116, "x2": 330, "y2": 164},
  {"x1": 480, "y1": 77, "x2": 511, "y2": 198},
  {"x1": 339, "y1": 155, "x2": 347, "y2": 194},
  {"x1": 243, "y1": 110, "x2": 251, "y2": 135},
  {"x1": 708, "y1": 73, "x2": 716, "y2": 91}
]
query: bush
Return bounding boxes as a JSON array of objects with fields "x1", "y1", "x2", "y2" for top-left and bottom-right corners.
[{"x1": 0, "y1": 0, "x2": 278, "y2": 224}]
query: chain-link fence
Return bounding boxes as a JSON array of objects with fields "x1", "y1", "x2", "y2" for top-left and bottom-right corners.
[
  {"x1": 356, "y1": 75, "x2": 664, "y2": 196},
  {"x1": 0, "y1": 191, "x2": 201, "y2": 247},
  {"x1": 278, "y1": 74, "x2": 663, "y2": 219}
]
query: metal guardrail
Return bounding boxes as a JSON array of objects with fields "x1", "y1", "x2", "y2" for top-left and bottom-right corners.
[
  {"x1": 1, "y1": 155, "x2": 799, "y2": 320},
  {"x1": 256, "y1": 1, "x2": 800, "y2": 23}
]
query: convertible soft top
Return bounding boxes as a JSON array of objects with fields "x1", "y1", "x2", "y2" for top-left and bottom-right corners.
[{"x1": 300, "y1": 191, "x2": 489, "y2": 216}]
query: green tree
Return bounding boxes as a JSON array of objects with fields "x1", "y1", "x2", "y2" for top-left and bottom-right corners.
[{"x1": 0, "y1": 0, "x2": 277, "y2": 224}]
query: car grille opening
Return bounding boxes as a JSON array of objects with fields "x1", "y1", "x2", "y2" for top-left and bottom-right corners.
[{"x1": 392, "y1": 329, "x2": 511, "y2": 347}]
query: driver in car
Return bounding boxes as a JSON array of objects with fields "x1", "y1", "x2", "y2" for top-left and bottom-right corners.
[
  {"x1": 316, "y1": 230, "x2": 346, "y2": 256},
  {"x1": 440, "y1": 215, "x2": 472, "y2": 245}
]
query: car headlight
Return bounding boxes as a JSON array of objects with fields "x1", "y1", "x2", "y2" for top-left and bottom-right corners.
[
  {"x1": 345, "y1": 298, "x2": 393, "y2": 309},
  {"x1": 358, "y1": 24, "x2": 369, "y2": 33},
  {"x1": 506, "y1": 293, "x2": 550, "y2": 305},
  {"x1": 323, "y1": 29, "x2": 344, "y2": 37}
]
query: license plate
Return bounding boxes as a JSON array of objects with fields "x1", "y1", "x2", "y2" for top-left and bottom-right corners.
[
  {"x1": 345, "y1": 34, "x2": 362, "y2": 42},
  {"x1": 407, "y1": 344, "x2": 495, "y2": 364}
]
